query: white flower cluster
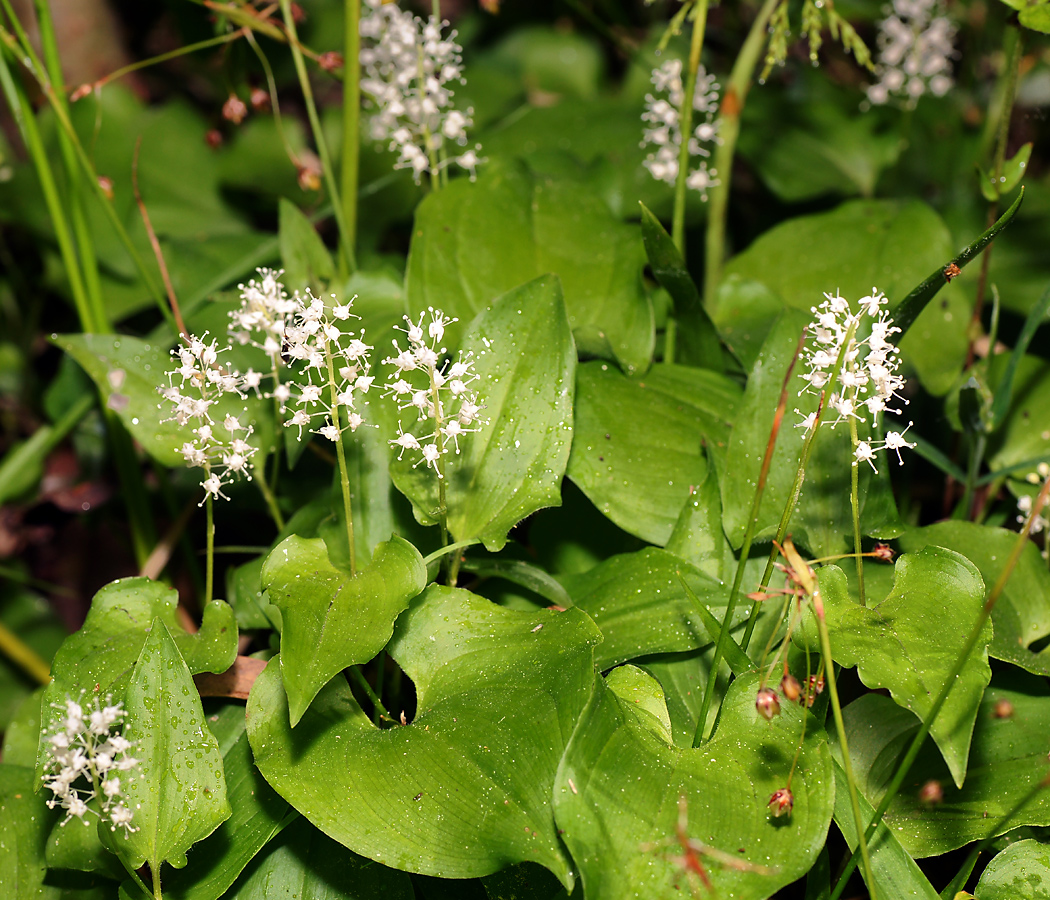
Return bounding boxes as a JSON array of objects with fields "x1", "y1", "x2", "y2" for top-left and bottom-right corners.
[
  {"x1": 1017, "y1": 462, "x2": 1050, "y2": 535},
  {"x1": 160, "y1": 335, "x2": 258, "y2": 503},
  {"x1": 866, "y1": 0, "x2": 955, "y2": 107},
  {"x1": 797, "y1": 289, "x2": 916, "y2": 473},
  {"x1": 640, "y1": 59, "x2": 722, "y2": 200},
  {"x1": 383, "y1": 309, "x2": 484, "y2": 475},
  {"x1": 360, "y1": 0, "x2": 482, "y2": 182},
  {"x1": 282, "y1": 291, "x2": 374, "y2": 442},
  {"x1": 229, "y1": 268, "x2": 297, "y2": 373},
  {"x1": 43, "y1": 695, "x2": 139, "y2": 833}
]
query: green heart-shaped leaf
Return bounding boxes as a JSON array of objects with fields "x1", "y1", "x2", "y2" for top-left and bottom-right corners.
[
  {"x1": 812, "y1": 549, "x2": 991, "y2": 787},
  {"x1": 975, "y1": 838, "x2": 1050, "y2": 900},
  {"x1": 247, "y1": 586, "x2": 602, "y2": 885},
  {"x1": 36, "y1": 578, "x2": 236, "y2": 777},
  {"x1": 553, "y1": 671, "x2": 833, "y2": 899},
  {"x1": 263, "y1": 534, "x2": 426, "y2": 726},
  {"x1": 115, "y1": 620, "x2": 231, "y2": 874}
]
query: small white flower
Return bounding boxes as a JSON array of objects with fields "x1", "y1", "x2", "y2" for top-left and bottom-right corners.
[{"x1": 867, "y1": 0, "x2": 955, "y2": 108}]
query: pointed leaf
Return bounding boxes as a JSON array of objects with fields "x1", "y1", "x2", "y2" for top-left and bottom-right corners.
[
  {"x1": 247, "y1": 586, "x2": 602, "y2": 885},
  {"x1": 839, "y1": 676, "x2": 1050, "y2": 857},
  {"x1": 405, "y1": 160, "x2": 654, "y2": 375},
  {"x1": 900, "y1": 521, "x2": 1050, "y2": 676},
  {"x1": 115, "y1": 620, "x2": 231, "y2": 873},
  {"x1": 36, "y1": 578, "x2": 236, "y2": 776},
  {"x1": 811, "y1": 550, "x2": 991, "y2": 786},
  {"x1": 163, "y1": 702, "x2": 290, "y2": 900},
  {"x1": 391, "y1": 275, "x2": 576, "y2": 551},
  {"x1": 553, "y1": 671, "x2": 833, "y2": 900},
  {"x1": 567, "y1": 361, "x2": 741, "y2": 545},
  {"x1": 665, "y1": 464, "x2": 735, "y2": 583},
  {"x1": 262, "y1": 535, "x2": 426, "y2": 726},
  {"x1": 638, "y1": 202, "x2": 727, "y2": 371}
]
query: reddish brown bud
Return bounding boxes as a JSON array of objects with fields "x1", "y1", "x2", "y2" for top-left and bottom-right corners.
[
  {"x1": 944, "y1": 263, "x2": 961, "y2": 282},
  {"x1": 919, "y1": 780, "x2": 943, "y2": 806},
  {"x1": 70, "y1": 83, "x2": 93, "y2": 103},
  {"x1": 747, "y1": 590, "x2": 771, "y2": 602},
  {"x1": 992, "y1": 698, "x2": 1014, "y2": 719},
  {"x1": 249, "y1": 87, "x2": 270, "y2": 112},
  {"x1": 97, "y1": 175, "x2": 114, "y2": 200},
  {"x1": 205, "y1": 129, "x2": 223, "y2": 149},
  {"x1": 768, "y1": 787, "x2": 793, "y2": 817},
  {"x1": 318, "y1": 51, "x2": 344, "y2": 73},
  {"x1": 755, "y1": 688, "x2": 781, "y2": 721},
  {"x1": 780, "y1": 674, "x2": 802, "y2": 703},
  {"x1": 871, "y1": 542, "x2": 895, "y2": 562},
  {"x1": 222, "y1": 93, "x2": 249, "y2": 125},
  {"x1": 297, "y1": 161, "x2": 322, "y2": 192},
  {"x1": 289, "y1": 2, "x2": 305, "y2": 23},
  {"x1": 480, "y1": 0, "x2": 500, "y2": 11}
]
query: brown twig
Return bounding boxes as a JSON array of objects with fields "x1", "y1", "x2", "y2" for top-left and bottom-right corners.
[{"x1": 132, "y1": 137, "x2": 188, "y2": 339}]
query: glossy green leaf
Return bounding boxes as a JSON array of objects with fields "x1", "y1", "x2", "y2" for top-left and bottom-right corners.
[
  {"x1": 52, "y1": 334, "x2": 273, "y2": 468},
  {"x1": 560, "y1": 548, "x2": 737, "y2": 669},
  {"x1": 460, "y1": 558, "x2": 573, "y2": 609},
  {"x1": 553, "y1": 671, "x2": 834, "y2": 900},
  {"x1": 225, "y1": 816, "x2": 415, "y2": 900},
  {"x1": 811, "y1": 551, "x2": 990, "y2": 786},
  {"x1": 262, "y1": 535, "x2": 426, "y2": 726},
  {"x1": 987, "y1": 355, "x2": 1050, "y2": 472},
  {"x1": 638, "y1": 202, "x2": 726, "y2": 371},
  {"x1": 163, "y1": 702, "x2": 290, "y2": 900},
  {"x1": 391, "y1": 275, "x2": 575, "y2": 551},
  {"x1": 900, "y1": 522, "x2": 1050, "y2": 676},
  {"x1": 1019, "y1": 2, "x2": 1050, "y2": 32},
  {"x1": 604, "y1": 664, "x2": 672, "y2": 742},
  {"x1": 712, "y1": 199, "x2": 973, "y2": 394},
  {"x1": 975, "y1": 839, "x2": 1050, "y2": 899},
  {"x1": 114, "y1": 621, "x2": 230, "y2": 873},
  {"x1": 641, "y1": 647, "x2": 731, "y2": 748},
  {"x1": 840, "y1": 675, "x2": 1050, "y2": 857},
  {"x1": 248, "y1": 585, "x2": 602, "y2": 885},
  {"x1": 404, "y1": 160, "x2": 654, "y2": 375},
  {"x1": 36, "y1": 578, "x2": 236, "y2": 776},
  {"x1": 0, "y1": 764, "x2": 113, "y2": 899},
  {"x1": 830, "y1": 760, "x2": 940, "y2": 900},
  {"x1": 719, "y1": 310, "x2": 904, "y2": 556},
  {"x1": 2, "y1": 689, "x2": 44, "y2": 767},
  {"x1": 278, "y1": 198, "x2": 334, "y2": 293},
  {"x1": 567, "y1": 361, "x2": 740, "y2": 545},
  {"x1": 988, "y1": 281, "x2": 1050, "y2": 430},
  {"x1": 979, "y1": 144, "x2": 1031, "y2": 201}
]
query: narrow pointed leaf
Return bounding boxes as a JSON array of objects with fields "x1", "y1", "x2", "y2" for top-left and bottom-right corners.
[
  {"x1": 665, "y1": 465, "x2": 735, "y2": 582},
  {"x1": 115, "y1": 620, "x2": 231, "y2": 873},
  {"x1": 988, "y1": 279, "x2": 1050, "y2": 429},
  {"x1": 553, "y1": 671, "x2": 833, "y2": 900},
  {"x1": 263, "y1": 535, "x2": 426, "y2": 726},
  {"x1": 36, "y1": 578, "x2": 236, "y2": 777},
  {"x1": 638, "y1": 202, "x2": 727, "y2": 371},
  {"x1": 811, "y1": 550, "x2": 991, "y2": 786},
  {"x1": 391, "y1": 275, "x2": 575, "y2": 551},
  {"x1": 247, "y1": 586, "x2": 601, "y2": 885},
  {"x1": 278, "y1": 198, "x2": 334, "y2": 292}
]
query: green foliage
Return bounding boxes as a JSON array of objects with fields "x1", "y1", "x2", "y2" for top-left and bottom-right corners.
[{"x1": 975, "y1": 838, "x2": 1050, "y2": 899}]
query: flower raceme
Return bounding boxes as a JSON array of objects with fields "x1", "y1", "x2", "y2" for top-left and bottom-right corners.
[
  {"x1": 42, "y1": 695, "x2": 140, "y2": 833},
  {"x1": 360, "y1": 0, "x2": 482, "y2": 182},
  {"x1": 867, "y1": 0, "x2": 955, "y2": 107},
  {"x1": 797, "y1": 288, "x2": 916, "y2": 473},
  {"x1": 159, "y1": 333, "x2": 258, "y2": 503},
  {"x1": 640, "y1": 59, "x2": 722, "y2": 200},
  {"x1": 383, "y1": 309, "x2": 484, "y2": 476}
]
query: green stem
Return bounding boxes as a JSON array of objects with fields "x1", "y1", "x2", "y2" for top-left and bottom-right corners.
[
  {"x1": 829, "y1": 474, "x2": 1050, "y2": 900},
  {"x1": 93, "y1": 31, "x2": 247, "y2": 92},
  {"x1": 702, "y1": 0, "x2": 779, "y2": 313},
  {"x1": 350, "y1": 665, "x2": 392, "y2": 720},
  {"x1": 117, "y1": 856, "x2": 154, "y2": 899},
  {"x1": 848, "y1": 414, "x2": 865, "y2": 605},
  {"x1": 961, "y1": 432, "x2": 987, "y2": 521},
  {"x1": 279, "y1": 0, "x2": 356, "y2": 270},
  {"x1": 373, "y1": 650, "x2": 386, "y2": 726},
  {"x1": 670, "y1": 0, "x2": 709, "y2": 254},
  {"x1": 205, "y1": 493, "x2": 215, "y2": 604},
  {"x1": 151, "y1": 862, "x2": 162, "y2": 900},
  {"x1": 325, "y1": 348, "x2": 357, "y2": 575},
  {"x1": 340, "y1": 0, "x2": 361, "y2": 274},
  {"x1": 693, "y1": 326, "x2": 805, "y2": 745},
  {"x1": 814, "y1": 599, "x2": 877, "y2": 899},
  {"x1": 255, "y1": 468, "x2": 285, "y2": 531}
]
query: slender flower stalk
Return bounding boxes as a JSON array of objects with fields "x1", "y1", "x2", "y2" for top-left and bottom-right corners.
[
  {"x1": 383, "y1": 309, "x2": 484, "y2": 584},
  {"x1": 342, "y1": 0, "x2": 362, "y2": 272}
]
